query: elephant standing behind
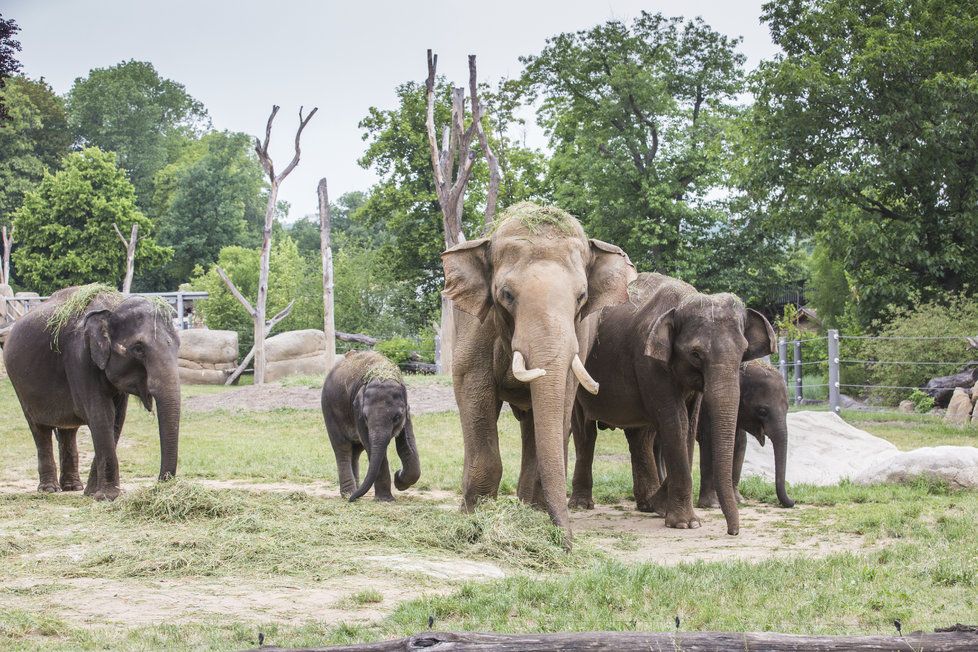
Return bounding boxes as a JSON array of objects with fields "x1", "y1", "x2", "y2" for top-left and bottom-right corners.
[
  {"x1": 571, "y1": 273, "x2": 775, "y2": 535},
  {"x1": 442, "y1": 202, "x2": 635, "y2": 538},
  {"x1": 698, "y1": 360, "x2": 795, "y2": 508},
  {"x1": 4, "y1": 284, "x2": 181, "y2": 499},
  {"x1": 321, "y1": 350, "x2": 421, "y2": 501}
]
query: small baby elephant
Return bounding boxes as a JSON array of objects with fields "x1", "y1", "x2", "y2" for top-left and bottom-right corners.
[{"x1": 321, "y1": 351, "x2": 421, "y2": 501}]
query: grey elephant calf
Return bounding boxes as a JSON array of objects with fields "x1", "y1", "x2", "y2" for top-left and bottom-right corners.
[
  {"x1": 698, "y1": 360, "x2": 795, "y2": 508},
  {"x1": 321, "y1": 351, "x2": 421, "y2": 501},
  {"x1": 4, "y1": 284, "x2": 181, "y2": 500}
]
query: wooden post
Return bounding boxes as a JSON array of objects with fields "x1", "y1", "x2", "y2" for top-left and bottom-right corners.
[
  {"x1": 220, "y1": 105, "x2": 317, "y2": 385},
  {"x1": 318, "y1": 178, "x2": 336, "y2": 371},
  {"x1": 1, "y1": 225, "x2": 14, "y2": 286},
  {"x1": 112, "y1": 223, "x2": 138, "y2": 294},
  {"x1": 425, "y1": 50, "x2": 500, "y2": 375}
]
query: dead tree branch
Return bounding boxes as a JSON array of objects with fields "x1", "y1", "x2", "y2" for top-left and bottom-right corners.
[
  {"x1": 1, "y1": 225, "x2": 13, "y2": 286},
  {"x1": 112, "y1": 223, "x2": 138, "y2": 293}
]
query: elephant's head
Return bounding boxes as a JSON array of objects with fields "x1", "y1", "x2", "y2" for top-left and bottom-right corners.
[
  {"x1": 645, "y1": 291, "x2": 775, "y2": 534},
  {"x1": 83, "y1": 297, "x2": 181, "y2": 480},
  {"x1": 348, "y1": 379, "x2": 421, "y2": 502},
  {"x1": 740, "y1": 361, "x2": 793, "y2": 507},
  {"x1": 442, "y1": 202, "x2": 635, "y2": 531}
]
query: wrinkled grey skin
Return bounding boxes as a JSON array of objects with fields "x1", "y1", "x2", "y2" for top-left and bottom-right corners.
[
  {"x1": 3, "y1": 287, "x2": 181, "y2": 500},
  {"x1": 698, "y1": 361, "x2": 794, "y2": 508},
  {"x1": 571, "y1": 273, "x2": 775, "y2": 535},
  {"x1": 321, "y1": 351, "x2": 421, "y2": 502}
]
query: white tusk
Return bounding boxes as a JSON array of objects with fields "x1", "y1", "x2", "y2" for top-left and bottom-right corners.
[
  {"x1": 572, "y1": 354, "x2": 599, "y2": 394},
  {"x1": 512, "y1": 351, "x2": 546, "y2": 383}
]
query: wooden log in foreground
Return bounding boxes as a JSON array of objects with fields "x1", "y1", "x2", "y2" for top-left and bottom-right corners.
[{"x1": 246, "y1": 628, "x2": 978, "y2": 652}]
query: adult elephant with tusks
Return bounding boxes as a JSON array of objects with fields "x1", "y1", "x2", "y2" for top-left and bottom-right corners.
[
  {"x1": 321, "y1": 350, "x2": 421, "y2": 502},
  {"x1": 3, "y1": 284, "x2": 181, "y2": 500},
  {"x1": 442, "y1": 202, "x2": 636, "y2": 544}
]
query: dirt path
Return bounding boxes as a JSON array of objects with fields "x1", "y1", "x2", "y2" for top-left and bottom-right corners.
[{"x1": 184, "y1": 383, "x2": 457, "y2": 414}]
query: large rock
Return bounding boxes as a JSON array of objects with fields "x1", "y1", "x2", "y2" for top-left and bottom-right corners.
[
  {"x1": 741, "y1": 411, "x2": 899, "y2": 486},
  {"x1": 179, "y1": 329, "x2": 238, "y2": 365},
  {"x1": 178, "y1": 367, "x2": 228, "y2": 385},
  {"x1": 898, "y1": 400, "x2": 915, "y2": 413},
  {"x1": 265, "y1": 352, "x2": 328, "y2": 382},
  {"x1": 265, "y1": 329, "x2": 326, "y2": 363},
  {"x1": 945, "y1": 388, "x2": 973, "y2": 426},
  {"x1": 853, "y1": 446, "x2": 978, "y2": 489}
]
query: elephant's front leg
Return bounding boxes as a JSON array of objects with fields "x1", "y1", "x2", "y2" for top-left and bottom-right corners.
[
  {"x1": 83, "y1": 406, "x2": 121, "y2": 501},
  {"x1": 456, "y1": 370, "x2": 503, "y2": 512},
  {"x1": 29, "y1": 422, "x2": 60, "y2": 493},
  {"x1": 370, "y1": 456, "x2": 394, "y2": 502},
  {"x1": 55, "y1": 428, "x2": 84, "y2": 491},
  {"x1": 625, "y1": 427, "x2": 659, "y2": 512},
  {"x1": 516, "y1": 409, "x2": 547, "y2": 510},
  {"x1": 651, "y1": 411, "x2": 699, "y2": 529},
  {"x1": 568, "y1": 410, "x2": 597, "y2": 510}
]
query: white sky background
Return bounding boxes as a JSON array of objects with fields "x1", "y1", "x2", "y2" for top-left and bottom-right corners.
[{"x1": 8, "y1": 0, "x2": 779, "y2": 220}]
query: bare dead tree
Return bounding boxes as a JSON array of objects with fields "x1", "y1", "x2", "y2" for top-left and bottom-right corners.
[
  {"x1": 218, "y1": 105, "x2": 317, "y2": 385},
  {"x1": 318, "y1": 178, "x2": 336, "y2": 371},
  {"x1": 112, "y1": 223, "x2": 138, "y2": 293},
  {"x1": 425, "y1": 50, "x2": 501, "y2": 372},
  {"x1": 1, "y1": 225, "x2": 12, "y2": 286}
]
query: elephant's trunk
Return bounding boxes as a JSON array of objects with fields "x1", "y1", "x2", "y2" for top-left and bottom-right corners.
[
  {"x1": 151, "y1": 375, "x2": 181, "y2": 481},
  {"x1": 349, "y1": 427, "x2": 393, "y2": 502},
  {"x1": 705, "y1": 366, "x2": 741, "y2": 535},
  {"x1": 393, "y1": 418, "x2": 421, "y2": 491},
  {"x1": 770, "y1": 423, "x2": 794, "y2": 507}
]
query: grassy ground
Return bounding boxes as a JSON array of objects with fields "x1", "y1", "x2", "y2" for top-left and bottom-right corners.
[{"x1": 1, "y1": 378, "x2": 976, "y2": 650}]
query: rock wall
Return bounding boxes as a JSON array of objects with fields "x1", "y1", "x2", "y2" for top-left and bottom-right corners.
[
  {"x1": 178, "y1": 329, "x2": 238, "y2": 385},
  {"x1": 264, "y1": 329, "x2": 328, "y2": 382}
]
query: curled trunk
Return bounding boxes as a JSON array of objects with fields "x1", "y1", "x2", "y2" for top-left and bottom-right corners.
[
  {"x1": 349, "y1": 429, "x2": 392, "y2": 502},
  {"x1": 394, "y1": 418, "x2": 421, "y2": 491}
]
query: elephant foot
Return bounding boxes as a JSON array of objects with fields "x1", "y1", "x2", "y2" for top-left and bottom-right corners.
[
  {"x1": 60, "y1": 479, "x2": 85, "y2": 492},
  {"x1": 664, "y1": 508, "x2": 701, "y2": 529},
  {"x1": 92, "y1": 486, "x2": 121, "y2": 501},
  {"x1": 650, "y1": 484, "x2": 670, "y2": 516},
  {"x1": 373, "y1": 493, "x2": 395, "y2": 502},
  {"x1": 734, "y1": 490, "x2": 745, "y2": 504},
  {"x1": 37, "y1": 481, "x2": 61, "y2": 494},
  {"x1": 635, "y1": 498, "x2": 657, "y2": 513},
  {"x1": 568, "y1": 494, "x2": 594, "y2": 510},
  {"x1": 696, "y1": 490, "x2": 719, "y2": 509}
]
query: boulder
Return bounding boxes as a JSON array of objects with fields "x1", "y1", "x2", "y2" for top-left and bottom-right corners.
[
  {"x1": 853, "y1": 446, "x2": 978, "y2": 489},
  {"x1": 265, "y1": 329, "x2": 326, "y2": 363},
  {"x1": 265, "y1": 351, "x2": 328, "y2": 382},
  {"x1": 178, "y1": 359, "x2": 203, "y2": 370},
  {"x1": 179, "y1": 329, "x2": 238, "y2": 365},
  {"x1": 924, "y1": 365, "x2": 978, "y2": 407},
  {"x1": 178, "y1": 367, "x2": 228, "y2": 385},
  {"x1": 945, "y1": 388, "x2": 973, "y2": 426},
  {"x1": 898, "y1": 400, "x2": 915, "y2": 413}
]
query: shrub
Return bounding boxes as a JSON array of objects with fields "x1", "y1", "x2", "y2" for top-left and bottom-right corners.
[
  {"x1": 375, "y1": 337, "x2": 415, "y2": 364},
  {"x1": 907, "y1": 389, "x2": 936, "y2": 413}
]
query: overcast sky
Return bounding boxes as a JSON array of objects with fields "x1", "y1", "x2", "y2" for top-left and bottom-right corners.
[{"x1": 8, "y1": 1, "x2": 779, "y2": 220}]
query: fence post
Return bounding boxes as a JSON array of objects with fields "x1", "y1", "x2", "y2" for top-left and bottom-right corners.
[
  {"x1": 793, "y1": 340, "x2": 803, "y2": 405},
  {"x1": 778, "y1": 338, "x2": 788, "y2": 388},
  {"x1": 176, "y1": 292, "x2": 186, "y2": 330},
  {"x1": 828, "y1": 329, "x2": 840, "y2": 413}
]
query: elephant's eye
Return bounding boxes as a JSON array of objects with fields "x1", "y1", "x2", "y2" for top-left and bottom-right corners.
[
  {"x1": 757, "y1": 407, "x2": 769, "y2": 418},
  {"x1": 690, "y1": 350, "x2": 702, "y2": 361},
  {"x1": 130, "y1": 342, "x2": 146, "y2": 357},
  {"x1": 500, "y1": 289, "x2": 515, "y2": 304},
  {"x1": 577, "y1": 291, "x2": 587, "y2": 305}
]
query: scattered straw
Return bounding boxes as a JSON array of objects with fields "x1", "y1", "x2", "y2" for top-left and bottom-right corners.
[
  {"x1": 489, "y1": 201, "x2": 579, "y2": 236},
  {"x1": 113, "y1": 480, "x2": 242, "y2": 522},
  {"x1": 343, "y1": 350, "x2": 403, "y2": 384},
  {"x1": 46, "y1": 284, "x2": 123, "y2": 346}
]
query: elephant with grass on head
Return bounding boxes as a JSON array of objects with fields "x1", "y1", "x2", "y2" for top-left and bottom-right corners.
[
  {"x1": 442, "y1": 202, "x2": 635, "y2": 540},
  {"x1": 3, "y1": 284, "x2": 181, "y2": 500},
  {"x1": 321, "y1": 350, "x2": 421, "y2": 501},
  {"x1": 570, "y1": 273, "x2": 775, "y2": 535}
]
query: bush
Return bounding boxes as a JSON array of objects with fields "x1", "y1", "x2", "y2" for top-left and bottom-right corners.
[
  {"x1": 908, "y1": 389, "x2": 936, "y2": 413},
  {"x1": 865, "y1": 292, "x2": 978, "y2": 405},
  {"x1": 375, "y1": 337, "x2": 415, "y2": 364}
]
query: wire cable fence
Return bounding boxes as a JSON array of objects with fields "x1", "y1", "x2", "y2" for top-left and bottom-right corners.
[{"x1": 773, "y1": 330, "x2": 978, "y2": 412}]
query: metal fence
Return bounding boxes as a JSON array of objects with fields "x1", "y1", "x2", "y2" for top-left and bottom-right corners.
[
  {"x1": 776, "y1": 329, "x2": 977, "y2": 412},
  {"x1": 0, "y1": 291, "x2": 209, "y2": 330}
]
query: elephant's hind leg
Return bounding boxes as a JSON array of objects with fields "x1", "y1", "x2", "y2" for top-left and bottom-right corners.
[
  {"x1": 457, "y1": 371, "x2": 503, "y2": 512},
  {"x1": 568, "y1": 411, "x2": 597, "y2": 510},
  {"x1": 625, "y1": 427, "x2": 659, "y2": 512},
  {"x1": 30, "y1": 423, "x2": 59, "y2": 493},
  {"x1": 55, "y1": 428, "x2": 84, "y2": 491}
]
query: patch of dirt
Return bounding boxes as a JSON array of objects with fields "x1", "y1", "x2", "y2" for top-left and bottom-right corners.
[
  {"x1": 573, "y1": 501, "x2": 867, "y2": 565},
  {"x1": 184, "y1": 382, "x2": 457, "y2": 414}
]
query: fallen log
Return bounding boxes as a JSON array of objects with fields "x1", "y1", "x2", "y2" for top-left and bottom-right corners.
[
  {"x1": 923, "y1": 363, "x2": 978, "y2": 407},
  {"x1": 336, "y1": 331, "x2": 378, "y2": 346},
  {"x1": 245, "y1": 628, "x2": 978, "y2": 652},
  {"x1": 400, "y1": 361, "x2": 437, "y2": 375}
]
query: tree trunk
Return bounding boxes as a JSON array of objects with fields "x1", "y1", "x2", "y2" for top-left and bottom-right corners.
[
  {"x1": 113, "y1": 223, "x2": 138, "y2": 294},
  {"x1": 254, "y1": 186, "x2": 276, "y2": 385},
  {"x1": 319, "y1": 178, "x2": 336, "y2": 371},
  {"x1": 1, "y1": 225, "x2": 12, "y2": 286}
]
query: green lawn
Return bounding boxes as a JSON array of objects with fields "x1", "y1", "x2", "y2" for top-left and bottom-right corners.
[{"x1": 1, "y1": 378, "x2": 976, "y2": 650}]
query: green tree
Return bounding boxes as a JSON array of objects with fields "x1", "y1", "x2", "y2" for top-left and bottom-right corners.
[
  {"x1": 0, "y1": 12, "x2": 22, "y2": 122},
  {"x1": 743, "y1": 0, "x2": 978, "y2": 326},
  {"x1": 287, "y1": 190, "x2": 371, "y2": 258},
  {"x1": 12, "y1": 147, "x2": 171, "y2": 293},
  {"x1": 520, "y1": 12, "x2": 745, "y2": 273},
  {"x1": 0, "y1": 76, "x2": 71, "y2": 223},
  {"x1": 67, "y1": 60, "x2": 209, "y2": 209},
  {"x1": 150, "y1": 130, "x2": 265, "y2": 287}
]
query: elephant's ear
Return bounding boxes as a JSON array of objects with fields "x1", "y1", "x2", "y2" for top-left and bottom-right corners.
[
  {"x1": 743, "y1": 309, "x2": 776, "y2": 361},
  {"x1": 582, "y1": 239, "x2": 637, "y2": 318},
  {"x1": 644, "y1": 308, "x2": 676, "y2": 364},
  {"x1": 441, "y1": 238, "x2": 492, "y2": 321},
  {"x1": 83, "y1": 309, "x2": 113, "y2": 370}
]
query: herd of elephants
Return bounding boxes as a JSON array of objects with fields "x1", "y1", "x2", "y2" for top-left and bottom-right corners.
[{"x1": 3, "y1": 202, "x2": 797, "y2": 544}]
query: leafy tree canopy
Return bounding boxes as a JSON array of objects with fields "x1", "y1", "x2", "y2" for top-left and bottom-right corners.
[
  {"x1": 12, "y1": 147, "x2": 171, "y2": 293},
  {"x1": 0, "y1": 12, "x2": 21, "y2": 122},
  {"x1": 67, "y1": 60, "x2": 209, "y2": 210}
]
